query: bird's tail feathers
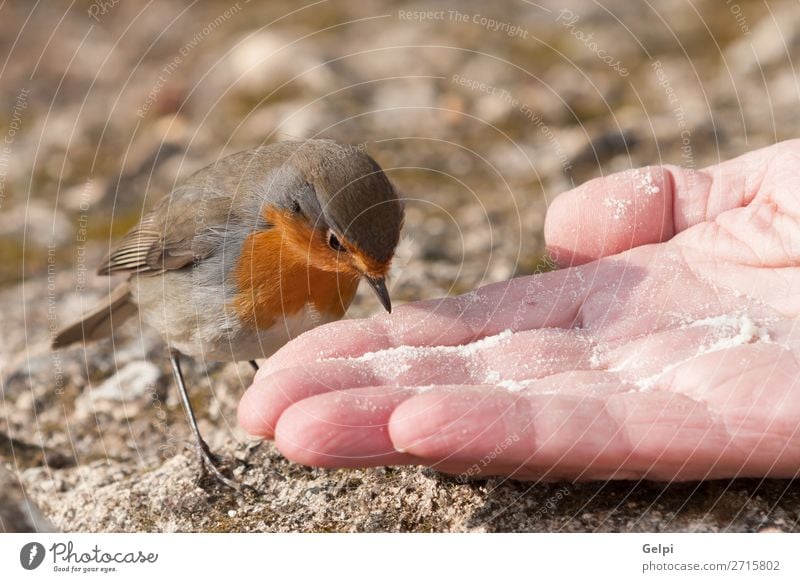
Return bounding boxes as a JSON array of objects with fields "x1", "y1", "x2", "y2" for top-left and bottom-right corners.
[{"x1": 51, "y1": 283, "x2": 137, "y2": 349}]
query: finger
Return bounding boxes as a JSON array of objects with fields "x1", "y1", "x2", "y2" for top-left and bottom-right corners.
[
  {"x1": 387, "y1": 388, "x2": 757, "y2": 481},
  {"x1": 274, "y1": 386, "x2": 419, "y2": 468},
  {"x1": 241, "y1": 327, "x2": 600, "y2": 438},
  {"x1": 244, "y1": 348, "x2": 474, "y2": 439},
  {"x1": 545, "y1": 166, "x2": 675, "y2": 267},
  {"x1": 239, "y1": 361, "x2": 382, "y2": 438},
  {"x1": 544, "y1": 142, "x2": 795, "y2": 267},
  {"x1": 257, "y1": 268, "x2": 594, "y2": 376}
]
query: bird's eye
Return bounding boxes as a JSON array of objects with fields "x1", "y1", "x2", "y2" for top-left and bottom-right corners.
[
  {"x1": 327, "y1": 230, "x2": 346, "y2": 253},
  {"x1": 290, "y1": 199, "x2": 302, "y2": 214}
]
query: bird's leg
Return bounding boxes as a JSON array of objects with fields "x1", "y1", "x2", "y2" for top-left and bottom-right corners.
[
  {"x1": 249, "y1": 360, "x2": 259, "y2": 372},
  {"x1": 169, "y1": 349, "x2": 241, "y2": 492}
]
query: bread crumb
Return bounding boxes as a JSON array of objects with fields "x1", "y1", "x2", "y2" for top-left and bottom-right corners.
[{"x1": 636, "y1": 313, "x2": 770, "y2": 390}]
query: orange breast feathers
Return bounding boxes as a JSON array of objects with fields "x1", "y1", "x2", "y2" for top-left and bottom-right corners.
[{"x1": 233, "y1": 207, "x2": 361, "y2": 330}]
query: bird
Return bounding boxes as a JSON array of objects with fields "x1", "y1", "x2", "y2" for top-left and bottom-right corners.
[{"x1": 52, "y1": 139, "x2": 404, "y2": 490}]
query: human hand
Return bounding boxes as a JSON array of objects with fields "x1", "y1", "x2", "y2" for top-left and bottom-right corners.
[{"x1": 238, "y1": 141, "x2": 800, "y2": 482}]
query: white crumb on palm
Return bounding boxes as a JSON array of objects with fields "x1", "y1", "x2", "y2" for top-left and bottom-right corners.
[
  {"x1": 347, "y1": 350, "x2": 412, "y2": 378},
  {"x1": 589, "y1": 347, "x2": 603, "y2": 369},
  {"x1": 687, "y1": 313, "x2": 772, "y2": 347},
  {"x1": 602, "y1": 197, "x2": 632, "y2": 220},
  {"x1": 635, "y1": 313, "x2": 771, "y2": 391},
  {"x1": 497, "y1": 378, "x2": 536, "y2": 392},
  {"x1": 329, "y1": 329, "x2": 515, "y2": 381},
  {"x1": 634, "y1": 169, "x2": 661, "y2": 196},
  {"x1": 484, "y1": 370, "x2": 502, "y2": 384}
]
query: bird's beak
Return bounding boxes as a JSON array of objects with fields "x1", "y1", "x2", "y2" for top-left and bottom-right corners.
[{"x1": 365, "y1": 276, "x2": 392, "y2": 313}]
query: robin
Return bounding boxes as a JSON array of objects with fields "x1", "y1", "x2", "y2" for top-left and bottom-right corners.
[{"x1": 53, "y1": 139, "x2": 404, "y2": 490}]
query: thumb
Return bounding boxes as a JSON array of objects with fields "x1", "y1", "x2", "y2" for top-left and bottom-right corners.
[
  {"x1": 543, "y1": 142, "x2": 799, "y2": 267},
  {"x1": 544, "y1": 166, "x2": 678, "y2": 268}
]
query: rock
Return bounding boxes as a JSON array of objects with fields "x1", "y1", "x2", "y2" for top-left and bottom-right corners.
[
  {"x1": 225, "y1": 31, "x2": 335, "y2": 95},
  {"x1": 726, "y1": 6, "x2": 800, "y2": 74},
  {"x1": 90, "y1": 361, "x2": 161, "y2": 402},
  {"x1": 0, "y1": 465, "x2": 56, "y2": 532},
  {"x1": 0, "y1": 201, "x2": 73, "y2": 246}
]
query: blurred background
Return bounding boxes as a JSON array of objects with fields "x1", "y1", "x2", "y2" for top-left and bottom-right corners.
[
  {"x1": 3, "y1": 0, "x2": 798, "y2": 295},
  {"x1": 2, "y1": 0, "x2": 800, "y2": 532}
]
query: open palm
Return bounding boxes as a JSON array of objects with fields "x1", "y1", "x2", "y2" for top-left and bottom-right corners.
[{"x1": 239, "y1": 141, "x2": 800, "y2": 481}]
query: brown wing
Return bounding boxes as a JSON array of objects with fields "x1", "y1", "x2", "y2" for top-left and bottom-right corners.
[{"x1": 97, "y1": 193, "x2": 221, "y2": 276}]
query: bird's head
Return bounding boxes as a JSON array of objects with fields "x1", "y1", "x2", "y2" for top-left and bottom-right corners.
[{"x1": 258, "y1": 140, "x2": 403, "y2": 312}]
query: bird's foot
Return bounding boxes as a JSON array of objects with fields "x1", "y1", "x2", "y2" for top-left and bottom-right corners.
[{"x1": 192, "y1": 440, "x2": 257, "y2": 494}]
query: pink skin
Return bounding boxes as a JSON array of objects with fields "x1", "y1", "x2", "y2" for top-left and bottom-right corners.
[{"x1": 238, "y1": 140, "x2": 800, "y2": 482}]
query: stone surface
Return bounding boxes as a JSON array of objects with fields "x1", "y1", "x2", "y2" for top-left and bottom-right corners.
[{"x1": 0, "y1": 465, "x2": 55, "y2": 533}]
